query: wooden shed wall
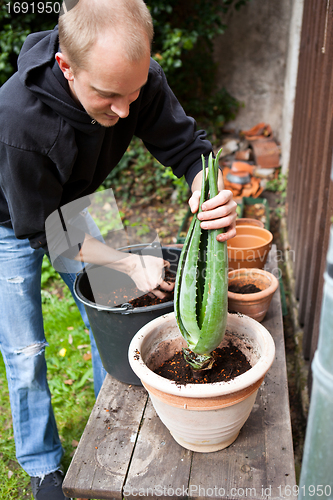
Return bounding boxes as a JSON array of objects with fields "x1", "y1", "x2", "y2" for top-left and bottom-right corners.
[{"x1": 287, "y1": 0, "x2": 333, "y2": 361}]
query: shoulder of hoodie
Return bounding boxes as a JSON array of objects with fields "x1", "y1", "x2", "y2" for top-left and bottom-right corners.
[
  {"x1": 0, "y1": 72, "x2": 62, "y2": 155},
  {"x1": 0, "y1": 29, "x2": 64, "y2": 155},
  {"x1": 142, "y1": 58, "x2": 169, "y2": 104}
]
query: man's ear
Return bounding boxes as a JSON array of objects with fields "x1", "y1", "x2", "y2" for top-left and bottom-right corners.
[{"x1": 55, "y1": 52, "x2": 74, "y2": 81}]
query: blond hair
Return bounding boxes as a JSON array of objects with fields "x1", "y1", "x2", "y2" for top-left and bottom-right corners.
[{"x1": 58, "y1": 0, "x2": 153, "y2": 71}]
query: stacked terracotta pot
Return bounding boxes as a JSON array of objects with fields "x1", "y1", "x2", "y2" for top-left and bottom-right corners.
[{"x1": 227, "y1": 223, "x2": 278, "y2": 322}]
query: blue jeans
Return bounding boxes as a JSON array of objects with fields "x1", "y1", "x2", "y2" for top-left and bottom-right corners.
[{"x1": 0, "y1": 225, "x2": 106, "y2": 477}]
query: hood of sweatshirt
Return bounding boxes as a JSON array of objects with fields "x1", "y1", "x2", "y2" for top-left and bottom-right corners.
[{"x1": 17, "y1": 26, "x2": 101, "y2": 134}]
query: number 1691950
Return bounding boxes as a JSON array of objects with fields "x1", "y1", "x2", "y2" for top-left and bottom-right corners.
[{"x1": 5, "y1": 2, "x2": 61, "y2": 14}]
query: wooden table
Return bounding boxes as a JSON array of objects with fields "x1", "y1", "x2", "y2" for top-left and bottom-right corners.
[{"x1": 63, "y1": 245, "x2": 297, "y2": 500}]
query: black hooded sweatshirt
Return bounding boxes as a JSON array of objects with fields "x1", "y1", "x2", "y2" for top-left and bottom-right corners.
[{"x1": 0, "y1": 27, "x2": 212, "y2": 251}]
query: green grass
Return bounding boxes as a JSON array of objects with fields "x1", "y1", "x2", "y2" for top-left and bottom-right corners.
[{"x1": 0, "y1": 275, "x2": 96, "y2": 499}]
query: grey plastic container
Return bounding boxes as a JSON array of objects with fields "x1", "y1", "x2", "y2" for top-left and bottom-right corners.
[
  {"x1": 298, "y1": 226, "x2": 333, "y2": 499},
  {"x1": 74, "y1": 245, "x2": 181, "y2": 385}
]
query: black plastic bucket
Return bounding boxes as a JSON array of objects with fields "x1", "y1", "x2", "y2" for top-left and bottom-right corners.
[{"x1": 74, "y1": 245, "x2": 181, "y2": 385}]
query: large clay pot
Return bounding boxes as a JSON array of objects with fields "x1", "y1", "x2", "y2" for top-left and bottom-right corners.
[
  {"x1": 228, "y1": 268, "x2": 279, "y2": 322},
  {"x1": 227, "y1": 224, "x2": 273, "y2": 270},
  {"x1": 128, "y1": 311, "x2": 275, "y2": 453}
]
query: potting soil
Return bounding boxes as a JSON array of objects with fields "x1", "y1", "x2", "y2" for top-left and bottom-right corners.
[
  {"x1": 228, "y1": 283, "x2": 262, "y2": 294},
  {"x1": 94, "y1": 269, "x2": 175, "y2": 308},
  {"x1": 154, "y1": 341, "x2": 252, "y2": 384}
]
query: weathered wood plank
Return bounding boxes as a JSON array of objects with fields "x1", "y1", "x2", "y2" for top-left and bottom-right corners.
[
  {"x1": 188, "y1": 399, "x2": 267, "y2": 500},
  {"x1": 294, "y1": 0, "x2": 326, "y2": 306},
  {"x1": 124, "y1": 399, "x2": 192, "y2": 500},
  {"x1": 287, "y1": 0, "x2": 333, "y2": 361},
  {"x1": 261, "y1": 273, "x2": 297, "y2": 499},
  {"x1": 63, "y1": 376, "x2": 148, "y2": 499}
]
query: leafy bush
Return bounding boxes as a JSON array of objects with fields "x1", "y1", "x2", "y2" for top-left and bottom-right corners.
[
  {"x1": 266, "y1": 171, "x2": 288, "y2": 219},
  {"x1": 0, "y1": 1, "x2": 60, "y2": 84},
  {"x1": 101, "y1": 136, "x2": 190, "y2": 204},
  {"x1": 149, "y1": 0, "x2": 249, "y2": 124}
]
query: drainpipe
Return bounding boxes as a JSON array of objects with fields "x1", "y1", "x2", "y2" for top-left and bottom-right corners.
[{"x1": 297, "y1": 171, "x2": 333, "y2": 499}]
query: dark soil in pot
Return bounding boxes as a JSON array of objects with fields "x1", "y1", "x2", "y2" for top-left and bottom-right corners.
[
  {"x1": 228, "y1": 283, "x2": 262, "y2": 294},
  {"x1": 154, "y1": 341, "x2": 252, "y2": 385},
  {"x1": 94, "y1": 269, "x2": 175, "y2": 308}
]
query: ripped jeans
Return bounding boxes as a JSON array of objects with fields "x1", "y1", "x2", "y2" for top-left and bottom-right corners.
[{"x1": 0, "y1": 225, "x2": 106, "y2": 476}]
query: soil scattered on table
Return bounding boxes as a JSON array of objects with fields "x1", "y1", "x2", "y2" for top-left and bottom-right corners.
[
  {"x1": 228, "y1": 283, "x2": 262, "y2": 294},
  {"x1": 154, "y1": 341, "x2": 252, "y2": 384}
]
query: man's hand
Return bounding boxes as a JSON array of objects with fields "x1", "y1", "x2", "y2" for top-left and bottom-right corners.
[
  {"x1": 75, "y1": 236, "x2": 174, "y2": 298},
  {"x1": 188, "y1": 189, "x2": 237, "y2": 242},
  {"x1": 189, "y1": 161, "x2": 237, "y2": 242},
  {"x1": 128, "y1": 254, "x2": 175, "y2": 299}
]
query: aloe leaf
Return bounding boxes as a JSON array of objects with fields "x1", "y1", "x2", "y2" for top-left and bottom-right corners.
[
  {"x1": 174, "y1": 163, "x2": 205, "y2": 346},
  {"x1": 174, "y1": 214, "x2": 197, "y2": 345},
  {"x1": 178, "y1": 222, "x2": 202, "y2": 347},
  {"x1": 194, "y1": 237, "x2": 228, "y2": 354},
  {"x1": 195, "y1": 149, "x2": 228, "y2": 353},
  {"x1": 175, "y1": 148, "x2": 228, "y2": 369},
  {"x1": 177, "y1": 157, "x2": 207, "y2": 347},
  {"x1": 198, "y1": 153, "x2": 214, "y2": 328}
]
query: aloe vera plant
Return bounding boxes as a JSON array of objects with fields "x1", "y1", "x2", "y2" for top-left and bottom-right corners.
[{"x1": 174, "y1": 149, "x2": 228, "y2": 371}]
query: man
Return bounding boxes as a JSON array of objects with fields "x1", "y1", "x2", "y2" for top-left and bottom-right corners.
[{"x1": 0, "y1": 0, "x2": 236, "y2": 498}]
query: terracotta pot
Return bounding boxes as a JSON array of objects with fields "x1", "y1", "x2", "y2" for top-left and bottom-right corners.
[
  {"x1": 227, "y1": 224, "x2": 273, "y2": 270},
  {"x1": 128, "y1": 311, "x2": 275, "y2": 453},
  {"x1": 236, "y1": 218, "x2": 264, "y2": 229},
  {"x1": 231, "y1": 160, "x2": 254, "y2": 174},
  {"x1": 251, "y1": 139, "x2": 280, "y2": 169},
  {"x1": 228, "y1": 268, "x2": 279, "y2": 322}
]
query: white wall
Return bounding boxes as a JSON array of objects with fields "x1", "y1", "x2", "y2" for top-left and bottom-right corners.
[
  {"x1": 281, "y1": 0, "x2": 304, "y2": 173},
  {"x1": 214, "y1": 0, "x2": 303, "y2": 172}
]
